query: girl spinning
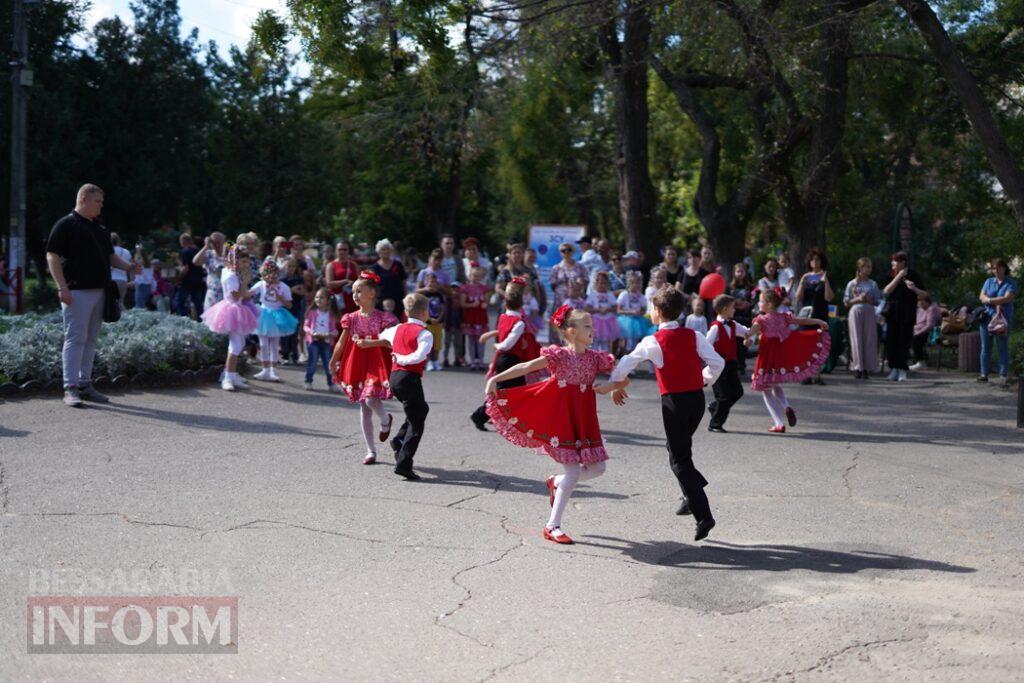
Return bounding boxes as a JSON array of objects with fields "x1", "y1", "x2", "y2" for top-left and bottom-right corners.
[
  {"x1": 201, "y1": 245, "x2": 260, "y2": 392},
  {"x1": 329, "y1": 271, "x2": 399, "y2": 464},
  {"x1": 249, "y1": 258, "x2": 299, "y2": 382},
  {"x1": 485, "y1": 304, "x2": 618, "y2": 545},
  {"x1": 746, "y1": 288, "x2": 831, "y2": 433}
]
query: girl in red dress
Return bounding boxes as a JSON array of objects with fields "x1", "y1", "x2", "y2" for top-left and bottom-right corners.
[
  {"x1": 329, "y1": 271, "x2": 400, "y2": 463},
  {"x1": 485, "y1": 304, "x2": 618, "y2": 545},
  {"x1": 458, "y1": 263, "x2": 491, "y2": 370},
  {"x1": 746, "y1": 288, "x2": 831, "y2": 433}
]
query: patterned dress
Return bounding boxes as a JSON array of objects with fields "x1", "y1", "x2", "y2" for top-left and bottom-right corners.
[
  {"x1": 335, "y1": 309, "x2": 399, "y2": 402},
  {"x1": 486, "y1": 345, "x2": 615, "y2": 464},
  {"x1": 751, "y1": 311, "x2": 831, "y2": 391}
]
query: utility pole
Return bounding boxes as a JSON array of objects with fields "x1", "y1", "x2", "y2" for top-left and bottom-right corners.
[{"x1": 8, "y1": 0, "x2": 32, "y2": 288}]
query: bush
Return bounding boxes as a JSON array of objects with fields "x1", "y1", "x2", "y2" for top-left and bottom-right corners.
[
  {"x1": 0, "y1": 309, "x2": 227, "y2": 384},
  {"x1": 1011, "y1": 332, "x2": 1024, "y2": 377}
]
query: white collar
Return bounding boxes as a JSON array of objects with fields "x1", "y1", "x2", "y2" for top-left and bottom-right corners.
[
  {"x1": 658, "y1": 321, "x2": 680, "y2": 330},
  {"x1": 504, "y1": 309, "x2": 523, "y2": 318},
  {"x1": 716, "y1": 316, "x2": 731, "y2": 323},
  {"x1": 405, "y1": 317, "x2": 427, "y2": 328}
]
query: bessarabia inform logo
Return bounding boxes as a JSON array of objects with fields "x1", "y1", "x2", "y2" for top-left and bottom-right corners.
[{"x1": 27, "y1": 597, "x2": 238, "y2": 654}]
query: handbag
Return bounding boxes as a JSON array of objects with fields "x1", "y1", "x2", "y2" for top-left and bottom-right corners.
[{"x1": 987, "y1": 305, "x2": 1008, "y2": 336}]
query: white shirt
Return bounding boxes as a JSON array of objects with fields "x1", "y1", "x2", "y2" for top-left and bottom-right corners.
[
  {"x1": 134, "y1": 266, "x2": 155, "y2": 287},
  {"x1": 617, "y1": 290, "x2": 646, "y2": 314},
  {"x1": 585, "y1": 291, "x2": 616, "y2": 314},
  {"x1": 685, "y1": 314, "x2": 708, "y2": 336},
  {"x1": 311, "y1": 310, "x2": 332, "y2": 336},
  {"x1": 111, "y1": 246, "x2": 131, "y2": 282},
  {"x1": 380, "y1": 317, "x2": 433, "y2": 366},
  {"x1": 611, "y1": 321, "x2": 724, "y2": 386},
  {"x1": 250, "y1": 281, "x2": 292, "y2": 310},
  {"x1": 494, "y1": 309, "x2": 525, "y2": 352},
  {"x1": 705, "y1": 316, "x2": 751, "y2": 346},
  {"x1": 221, "y1": 270, "x2": 242, "y2": 300}
]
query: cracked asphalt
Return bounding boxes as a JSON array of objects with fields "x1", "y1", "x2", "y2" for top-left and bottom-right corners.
[{"x1": 1, "y1": 366, "x2": 1022, "y2": 681}]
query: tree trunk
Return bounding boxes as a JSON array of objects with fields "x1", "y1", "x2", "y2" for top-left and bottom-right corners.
[
  {"x1": 599, "y1": 0, "x2": 658, "y2": 258},
  {"x1": 899, "y1": 0, "x2": 1024, "y2": 229}
]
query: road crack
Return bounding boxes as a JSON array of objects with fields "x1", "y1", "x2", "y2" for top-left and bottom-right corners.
[
  {"x1": 767, "y1": 636, "x2": 925, "y2": 680},
  {"x1": 842, "y1": 446, "x2": 860, "y2": 499},
  {"x1": 0, "y1": 462, "x2": 8, "y2": 513}
]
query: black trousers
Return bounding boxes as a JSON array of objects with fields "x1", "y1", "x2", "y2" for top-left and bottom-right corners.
[
  {"x1": 912, "y1": 332, "x2": 929, "y2": 363},
  {"x1": 471, "y1": 352, "x2": 525, "y2": 424},
  {"x1": 662, "y1": 390, "x2": 712, "y2": 523},
  {"x1": 709, "y1": 360, "x2": 743, "y2": 429},
  {"x1": 390, "y1": 370, "x2": 429, "y2": 473}
]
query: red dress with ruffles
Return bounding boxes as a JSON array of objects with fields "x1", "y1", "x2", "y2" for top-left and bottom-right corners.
[
  {"x1": 486, "y1": 345, "x2": 615, "y2": 464},
  {"x1": 335, "y1": 309, "x2": 399, "y2": 402},
  {"x1": 751, "y1": 311, "x2": 832, "y2": 391}
]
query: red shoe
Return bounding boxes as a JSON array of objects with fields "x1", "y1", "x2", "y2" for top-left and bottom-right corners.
[
  {"x1": 543, "y1": 527, "x2": 574, "y2": 544},
  {"x1": 546, "y1": 476, "x2": 557, "y2": 507},
  {"x1": 379, "y1": 413, "x2": 393, "y2": 442},
  {"x1": 769, "y1": 425, "x2": 786, "y2": 433},
  {"x1": 785, "y1": 407, "x2": 797, "y2": 427}
]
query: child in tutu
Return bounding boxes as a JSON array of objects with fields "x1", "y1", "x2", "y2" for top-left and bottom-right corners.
[
  {"x1": 616, "y1": 271, "x2": 647, "y2": 354},
  {"x1": 249, "y1": 258, "x2": 298, "y2": 382},
  {"x1": 470, "y1": 277, "x2": 540, "y2": 431},
  {"x1": 746, "y1": 288, "x2": 831, "y2": 433},
  {"x1": 201, "y1": 245, "x2": 260, "y2": 392},
  {"x1": 586, "y1": 271, "x2": 618, "y2": 353},
  {"x1": 330, "y1": 271, "x2": 399, "y2": 464},
  {"x1": 303, "y1": 287, "x2": 341, "y2": 392},
  {"x1": 459, "y1": 264, "x2": 490, "y2": 370},
  {"x1": 485, "y1": 304, "x2": 619, "y2": 545}
]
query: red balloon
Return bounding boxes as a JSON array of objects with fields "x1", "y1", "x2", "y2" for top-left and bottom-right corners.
[{"x1": 699, "y1": 273, "x2": 726, "y2": 300}]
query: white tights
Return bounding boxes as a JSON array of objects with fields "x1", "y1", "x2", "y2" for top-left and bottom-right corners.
[
  {"x1": 258, "y1": 335, "x2": 280, "y2": 364},
  {"x1": 762, "y1": 386, "x2": 790, "y2": 427},
  {"x1": 360, "y1": 398, "x2": 390, "y2": 455},
  {"x1": 548, "y1": 461, "x2": 607, "y2": 530},
  {"x1": 228, "y1": 332, "x2": 246, "y2": 356}
]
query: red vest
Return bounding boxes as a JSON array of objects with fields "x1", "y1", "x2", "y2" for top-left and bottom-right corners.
[
  {"x1": 496, "y1": 313, "x2": 540, "y2": 362},
  {"x1": 711, "y1": 319, "x2": 738, "y2": 361},
  {"x1": 653, "y1": 327, "x2": 705, "y2": 395},
  {"x1": 392, "y1": 323, "x2": 428, "y2": 375}
]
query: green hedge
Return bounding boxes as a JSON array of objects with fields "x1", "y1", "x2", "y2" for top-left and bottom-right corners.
[{"x1": 0, "y1": 309, "x2": 227, "y2": 384}]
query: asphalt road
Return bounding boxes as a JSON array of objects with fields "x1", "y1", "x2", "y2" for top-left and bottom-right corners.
[{"x1": 1, "y1": 365, "x2": 1022, "y2": 681}]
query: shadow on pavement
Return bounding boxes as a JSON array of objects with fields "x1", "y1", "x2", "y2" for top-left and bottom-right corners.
[
  {"x1": 415, "y1": 466, "x2": 631, "y2": 501},
  {"x1": 0, "y1": 425, "x2": 30, "y2": 438},
  {"x1": 94, "y1": 403, "x2": 336, "y2": 437},
  {"x1": 580, "y1": 536, "x2": 976, "y2": 574}
]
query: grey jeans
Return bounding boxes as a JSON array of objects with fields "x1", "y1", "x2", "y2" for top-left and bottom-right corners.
[{"x1": 61, "y1": 288, "x2": 104, "y2": 388}]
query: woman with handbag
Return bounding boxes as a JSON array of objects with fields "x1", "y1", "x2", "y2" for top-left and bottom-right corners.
[
  {"x1": 882, "y1": 252, "x2": 926, "y2": 382},
  {"x1": 978, "y1": 258, "x2": 1017, "y2": 385}
]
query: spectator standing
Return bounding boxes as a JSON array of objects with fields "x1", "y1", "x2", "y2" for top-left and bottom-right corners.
[
  {"x1": 677, "y1": 248, "x2": 709, "y2": 305},
  {"x1": 109, "y1": 233, "x2": 131, "y2": 307},
  {"x1": 977, "y1": 258, "x2": 1017, "y2": 384},
  {"x1": 795, "y1": 248, "x2": 834, "y2": 385},
  {"x1": 910, "y1": 294, "x2": 943, "y2": 371},
  {"x1": 549, "y1": 242, "x2": 588, "y2": 308},
  {"x1": 371, "y1": 239, "x2": 408, "y2": 316},
  {"x1": 728, "y1": 262, "x2": 757, "y2": 373},
  {"x1": 607, "y1": 251, "x2": 628, "y2": 294},
  {"x1": 289, "y1": 235, "x2": 316, "y2": 272},
  {"x1": 325, "y1": 240, "x2": 359, "y2": 314},
  {"x1": 882, "y1": 251, "x2": 926, "y2": 382},
  {"x1": 193, "y1": 232, "x2": 226, "y2": 310},
  {"x1": 578, "y1": 236, "x2": 602, "y2": 274},
  {"x1": 844, "y1": 257, "x2": 882, "y2": 378},
  {"x1": 280, "y1": 257, "x2": 306, "y2": 364},
  {"x1": 461, "y1": 238, "x2": 489, "y2": 286},
  {"x1": 45, "y1": 184, "x2": 136, "y2": 407},
  {"x1": 132, "y1": 245, "x2": 155, "y2": 310},
  {"x1": 440, "y1": 234, "x2": 467, "y2": 367},
  {"x1": 174, "y1": 233, "x2": 205, "y2": 318},
  {"x1": 777, "y1": 252, "x2": 796, "y2": 296},
  {"x1": 494, "y1": 243, "x2": 541, "y2": 301},
  {"x1": 659, "y1": 245, "x2": 683, "y2": 286}
]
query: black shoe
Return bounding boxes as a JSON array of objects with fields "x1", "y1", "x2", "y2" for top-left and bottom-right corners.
[
  {"x1": 977, "y1": 375, "x2": 989, "y2": 383},
  {"x1": 470, "y1": 411, "x2": 489, "y2": 432},
  {"x1": 694, "y1": 517, "x2": 716, "y2": 541},
  {"x1": 813, "y1": 376, "x2": 825, "y2": 385},
  {"x1": 394, "y1": 468, "x2": 421, "y2": 481},
  {"x1": 390, "y1": 437, "x2": 402, "y2": 454},
  {"x1": 801, "y1": 377, "x2": 814, "y2": 385},
  {"x1": 707, "y1": 425, "x2": 727, "y2": 433},
  {"x1": 676, "y1": 499, "x2": 692, "y2": 516},
  {"x1": 78, "y1": 384, "x2": 110, "y2": 403}
]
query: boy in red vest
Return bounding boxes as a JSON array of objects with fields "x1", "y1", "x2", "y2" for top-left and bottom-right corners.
[
  {"x1": 705, "y1": 294, "x2": 751, "y2": 433},
  {"x1": 608, "y1": 287, "x2": 724, "y2": 541},
  {"x1": 470, "y1": 278, "x2": 539, "y2": 430},
  {"x1": 359, "y1": 292, "x2": 433, "y2": 480}
]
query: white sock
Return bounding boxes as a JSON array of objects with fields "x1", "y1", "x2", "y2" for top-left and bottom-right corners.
[
  {"x1": 763, "y1": 391, "x2": 785, "y2": 427},
  {"x1": 548, "y1": 464, "x2": 581, "y2": 530},
  {"x1": 772, "y1": 386, "x2": 789, "y2": 410}
]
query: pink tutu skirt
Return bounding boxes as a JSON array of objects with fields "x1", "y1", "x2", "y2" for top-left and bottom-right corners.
[
  {"x1": 592, "y1": 314, "x2": 619, "y2": 342},
  {"x1": 202, "y1": 299, "x2": 259, "y2": 335}
]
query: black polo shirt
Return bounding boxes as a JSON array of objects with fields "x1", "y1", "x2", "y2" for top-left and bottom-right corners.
[{"x1": 45, "y1": 211, "x2": 113, "y2": 290}]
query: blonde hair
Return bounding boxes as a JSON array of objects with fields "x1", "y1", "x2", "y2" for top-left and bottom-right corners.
[
  {"x1": 856, "y1": 257, "x2": 872, "y2": 270},
  {"x1": 76, "y1": 184, "x2": 104, "y2": 202},
  {"x1": 404, "y1": 292, "x2": 428, "y2": 315}
]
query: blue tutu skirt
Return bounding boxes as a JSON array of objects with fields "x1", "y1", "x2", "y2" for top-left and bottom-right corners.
[
  {"x1": 256, "y1": 307, "x2": 299, "y2": 337},
  {"x1": 618, "y1": 314, "x2": 648, "y2": 340}
]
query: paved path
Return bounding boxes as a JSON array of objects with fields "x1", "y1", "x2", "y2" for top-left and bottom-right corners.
[{"x1": 1, "y1": 366, "x2": 1022, "y2": 680}]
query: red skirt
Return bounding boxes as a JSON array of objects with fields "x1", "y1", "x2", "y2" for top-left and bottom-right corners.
[
  {"x1": 335, "y1": 340, "x2": 393, "y2": 402},
  {"x1": 485, "y1": 378, "x2": 608, "y2": 464},
  {"x1": 751, "y1": 329, "x2": 831, "y2": 391},
  {"x1": 461, "y1": 306, "x2": 489, "y2": 336}
]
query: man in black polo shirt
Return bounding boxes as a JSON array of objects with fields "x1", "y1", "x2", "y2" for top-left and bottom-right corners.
[
  {"x1": 174, "y1": 233, "x2": 205, "y2": 318},
  {"x1": 45, "y1": 184, "x2": 136, "y2": 407}
]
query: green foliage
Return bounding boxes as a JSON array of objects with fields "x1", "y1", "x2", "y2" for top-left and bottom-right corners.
[{"x1": 0, "y1": 309, "x2": 227, "y2": 384}]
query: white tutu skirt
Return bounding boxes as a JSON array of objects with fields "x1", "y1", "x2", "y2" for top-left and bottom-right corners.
[{"x1": 256, "y1": 307, "x2": 299, "y2": 337}]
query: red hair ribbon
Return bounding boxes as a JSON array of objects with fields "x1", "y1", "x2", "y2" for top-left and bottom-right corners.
[
  {"x1": 550, "y1": 303, "x2": 573, "y2": 329},
  {"x1": 470, "y1": 261, "x2": 480, "y2": 268},
  {"x1": 511, "y1": 276, "x2": 527, "y2": 286},
  {"x1": 360, "y1": 270, "x2": 382, "y2": 285},
  {"x1": 773, "y1": 286, "x2": 785, "y2": 300}
]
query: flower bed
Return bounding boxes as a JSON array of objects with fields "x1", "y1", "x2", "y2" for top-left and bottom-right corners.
[{"x1": 0, "y1": 309, "x2": 228, "y2": 390}]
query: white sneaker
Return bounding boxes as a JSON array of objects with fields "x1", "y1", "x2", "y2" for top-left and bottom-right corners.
[
  {"x1": 887, "y1": 369, "x2": 899, "y2": 381},
  {"x1": 304, "y1": 382, "x2": 313, "y2": 391},
  {"x1": 897, "y1": 370, "x2": 908, "y2": 382},
  {"x1": 253, "y1": 368, "x2": 271, "y2": 381},
  {"x1": 425, "y1": 362, "x2": 436, "y2": 372},
  {"x1": 329, "y1": 384, "x2": 342, "y2": 394},
  {"x1": 908, "y1": 362, "x2": 926, "y2": 371},
  {"x1": 231, "y1": 375, "x2": 249, "y2": 389},
  {"x1": 221, "y1": 378, "x2": 236, "y2": 391},
  {"x1": 268, "y1": 371, "x2": 281, "y2": 382}
]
